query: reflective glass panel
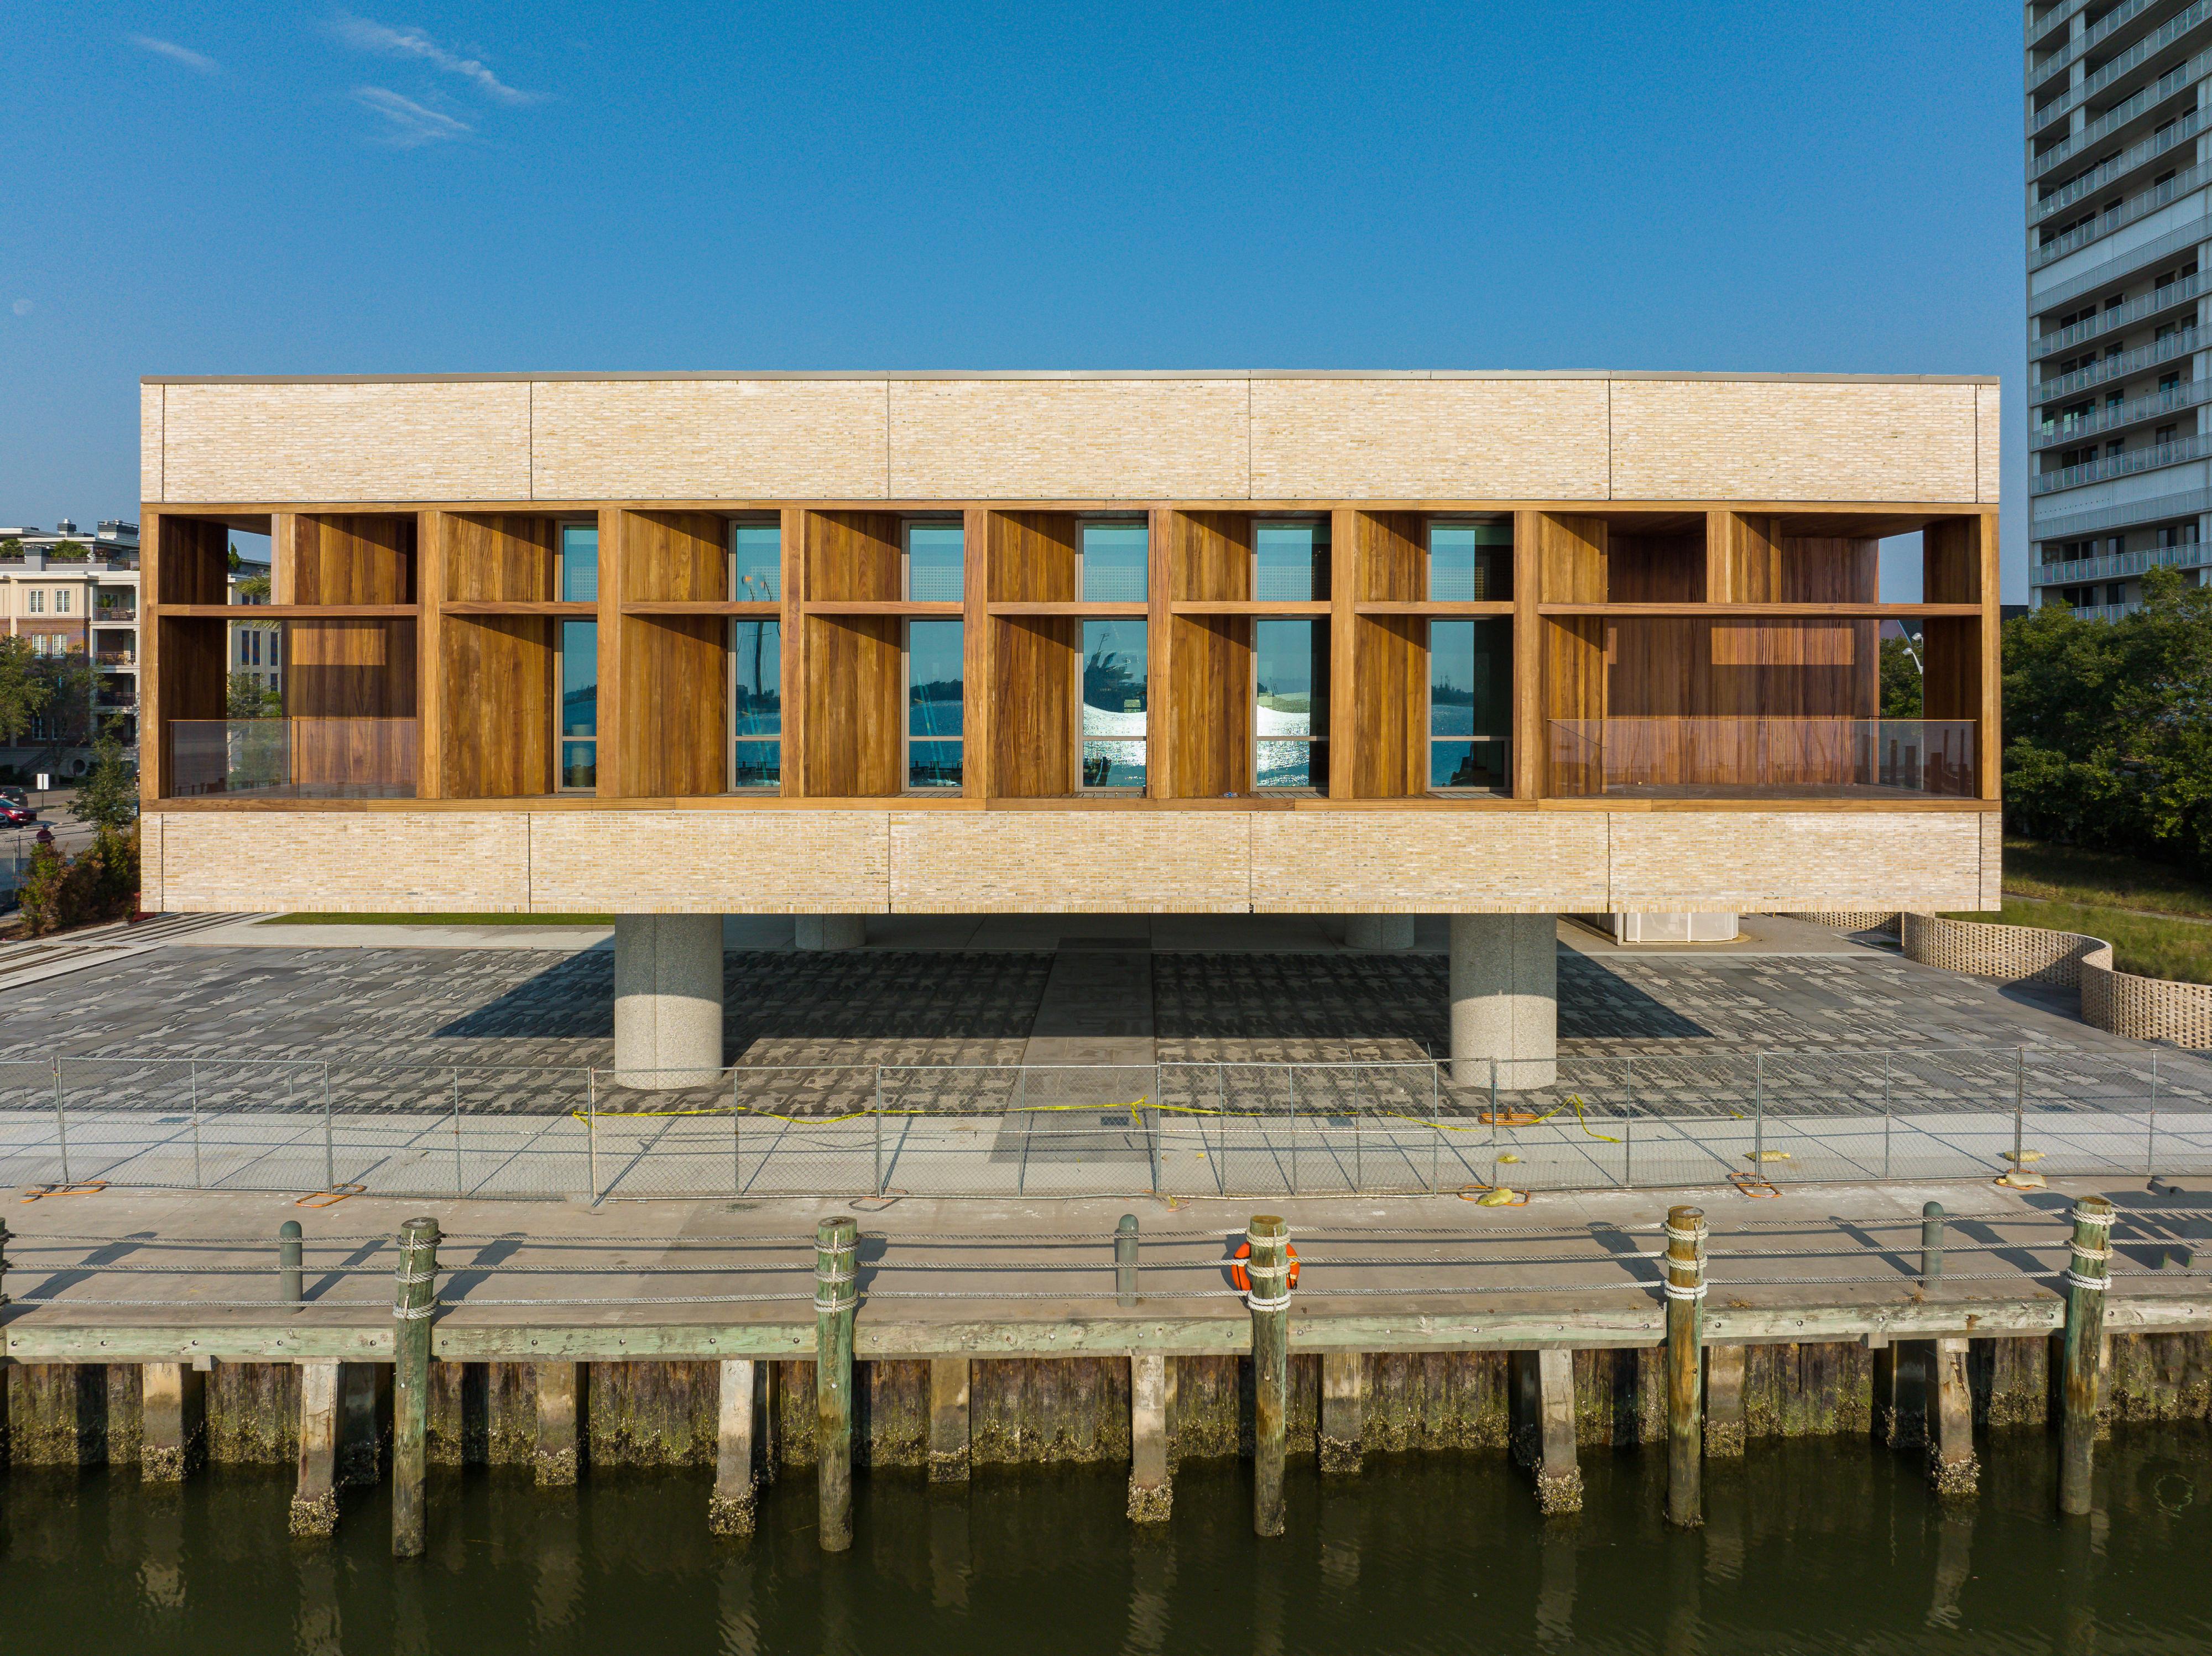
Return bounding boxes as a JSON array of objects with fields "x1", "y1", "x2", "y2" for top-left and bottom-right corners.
[
  {"x1": 560, "y1": 741, "x2": 597, "y2": 791},
  {"x1": 1428, "y1": 522, "x2": 1512, "y2": 602},
  {"x1": 559, "y1": 525, "x2": 599, "y2": 603},
  {"x1": 1429, "y1": 618, "x2": 1511, "y2": 790},
  {"x1": 731, "y1": 743, "x2": 781, "y2": 788},
  {"x1": 1081, "y1": 523, "x2": 1149, "y2": 602},
  {"x1": 1255, "y1": 521, "x2": 1328, "y2": 601},
  {"x1": 908, "y1": 619, "x2": 964, "y2": 788},
  {"x1": 732, "y1": 523, "x2": 781, "y2": 602},
  {"x1": 906, "y1": 524, "x2": 965, "y2": 600},
  {"x1": 1081, "y1": 619, "x2": 1147, "y2": 788},
  {"x1": 559, "y1": 620, "x2": 598, "y2": 738},
  {"x1": 731, "y1": 621, "x2": 781, "y2": 737},
  {"x1": 1255, "y1": 618, "x2": 1327, "y2": 788}
]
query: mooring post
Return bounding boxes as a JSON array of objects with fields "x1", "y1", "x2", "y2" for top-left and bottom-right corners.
[
  {"x1": 815, "y1": 1214, "x2": 859, "y2": 1552},
  {"x1": 1248, "y1": 1214, "x2": 1292, "y2": 1539},
  {"x1": 1664, "y1": 1204, "x2": 1706, "y2": 1528},
  {"x1": 1128, "y1": 1353, "x2": 1172, "y2": 1521},
  {"x1": 1921, "y1": 1201, "x2": 1944, "y2": 1284},
  {"x1": 2059, "y1": 1195, "x2": 2115, "y2": 1517},
  {"x1": 291, "y1": 1361, "x2": 342, "y2": 1537},
  {"x1": 1703, "y1": 1345, "x2": 1746, "y2": 1458},
  {"x1": 1318, "y1": 1351, "x2": 1364, "y2": 1476},
  {"x1": 392, "y1": 1216, "x2": 440, "y2": 1559},
  {"x1": 928, "y1": 1356, "x2": 971, "y2": 1483},
  {"x1": 1927, "y1": 1336, "x2": 1978, "y2": 1497},
  {"x1": 709, "y1": 1358, "x2": 758, "y2": 1536},
  {"x1": 1533, "y1": 1347, "x2": 1582, "y2": 1514},
  {"x1": 1117, "y1": 1213, "x2": 1140, "y2": 1308},
  {"x1": 279, "y1": 1219, "x2": 304, "y2": 1309},
  {"x1": 140, "y1": 1361, "x2": 205, "y2": 1482},
  {"x1": 535, "y1": 1362, "x2": 585, "y2": 1487}
]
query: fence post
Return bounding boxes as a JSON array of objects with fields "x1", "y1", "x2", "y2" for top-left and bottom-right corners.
[
  {"x1": 1752, "y1": 1052, "x2": 1764, "y2": 1174},
  {"x1": 451, "y1": 1069, "x2": 463, "y2": 1198},
  {"x1": 2013, "y1": 1047, "x2": 2027, "y2": 1176},
  {"x1": 1664, "y1": 1204, "x2": 1707, "y2": 1529},
  {"x1": 587, "y1": 1069, "x2": 599, "y2": 1203},
  {"x1": 1882, "y1": 1053, "x2": 1892, "y2": 1181},
  {"x1": 1287, "y1": 1065, "x2": 1298, "y2": 1198},
  {"x1": 2148, "y1": 1050, "x2": 2159, "y2": 1176},
  {"x1": 1623, "y1": 1056, "x2": 1635, "y2": 1189},
  {"x1": 322, "y1": 1061, "x2": 335, "y2": 1192},
  {"x1": 279, "y1": 1219, "x2": 304, "y2": 1308},
  {"x1": 873, "y1": 1069, "x2": 886, "y2": 1197},
  {"x1": 1921, "y1": 1201, "x2": 1944, "y2": 1285},
  {"x1": 1148, "y1": 1065, "x2": 1163, "y2": 1197},
  {"x1": 2059, "y1": 1195, "x2": 2115, "y2": 1517},
  {"x1": 815, "y1": 1214, "x2": 860, "y2": 1551},
  {"x1": 189, "y1": 1061, "x2": 203, "y2": 1190},
  {"x1": 732, "y1": 1067, "x2": 742, "y2": 1198},
  {"x1": 392, "y1": 1216, "x2": 440, "y2": 1558},
  {"x1": 1117, "y1": 1213, "x2": 1140, "y2": 1308},
  {"x1": 51, "y1": 1057, "x2": 68, "y2": 1186},
  {"x1": 1246, "y1": 1214, "x2": 1292, "y2": 1538}
]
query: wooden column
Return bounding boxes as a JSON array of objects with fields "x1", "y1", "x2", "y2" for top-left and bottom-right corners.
[
  {"x1": 1318, "y1": 1351, "x2": 1364, "y2": 1476},
  {"x1": 1128, "y1": 1353, "x2": 1171, "y2": 1522},
  {"x1": 780, "y1": 506, "x2": 806, "y2": 798},
  {"x1": 415, "y1": 510, "x2": 448, "y2": 799},
  {"x1": 594, "y1": 507, "x2": 625, "y2": 798},
  {"x1": 1703, "y1": 1345, "x2": 1746, "y2": 1458},
  {"x1": 392, "y1": 1216, "x2": 439, "y2": 1558},
  {"x1": 928, "y1": 1356, "x2": 971, "y2": 1482},
  {"x1": 1927, "y1": 1336, "x2": 1979, "y2": 1497},
  {"x1": 709, "y1": 1357, "x2": 758, "y2": 1537},
  {"x1": 1511, "y1": 510, "x2": 1542, "y2": 799},
  {"x1": 291, "y1": 1360, "x2": 342, "y2": 1537},
  {"x1": 2060, "y1": 1197, "x2": 2115, "y2": 1516},
  {"x1": 815, "y1": 1215, "x2": 858, "y2": 1551},
  {"x1": 1977, "y1": 511, "x2": 2001, "y2": 800},
  {"x1": 1147, "y1": 507, "x2": 1176, "y2": 800},
  {"x1": 962, "y1": 508, "x2": 993, "y2": 800},
  {"x1": 535, "y1": 1361, "x2": 584, "y2": 1486},
  {"x1": 1248, "y1": 1214, "x2": 1291, "y2": 1539},
  {"x1": 1328, "y1": 508, "x2": 1357, "y2": 799},
  {"x1": 1664, "y1": 1205, "x2": 1705, "y2": 1528},
  {"x1": 140, "y1": 1360, "x2": 204, "y2": 1482}
]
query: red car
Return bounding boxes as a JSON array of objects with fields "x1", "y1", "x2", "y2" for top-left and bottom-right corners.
[{"x1": 0, "y1": 804, "x2": 38, "y2": 827}]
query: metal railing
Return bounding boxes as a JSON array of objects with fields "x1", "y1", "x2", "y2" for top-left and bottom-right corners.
[
  {"x1": 2032, "y1": 269, "x2": 2208, "y2": 359},
  {"x1": 2032, "y1": 538, "x2": 2208, "y2": 586},
  {"x1": 0, "y1": 1046, "x2": 2206, "y2": 1202},
  {"x1": 2032, "y1": 157, "x2": 2212, "y2": 269},
  {"x1": 2034, "y1": 326, "x2": 2203, "y2": 401},
  {"x1": 2034, "y1": 431, "x2": 2212, "y2": 493},
  {"x1": 2033, "y1": 104, "x2": 2210, "y2": 226},
  {"x1": 2030, "y1": 3, "x2": 2212, "y2": 139},
  {"x1": 2033, "y1": 42, "x2": 2212, "y2": 180},
  {"x1": 2032, "y1": 378, "x2": 2212, "y2": 450}
]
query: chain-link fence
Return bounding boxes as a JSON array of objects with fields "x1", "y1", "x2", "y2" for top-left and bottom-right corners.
[{"x1": 0, "y1": 1046, "x2": 2206, "y2": 1200}]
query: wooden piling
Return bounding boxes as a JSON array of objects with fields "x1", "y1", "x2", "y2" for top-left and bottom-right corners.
[
  {"x1": 534, "y1": 1362, "x2": 584, "y2": 1486},
  {"x1": 815, "y1": 1215, "x2": 859, "y2": 1552},
  {"x1": 1318, "y1": 1352, "x2": 1364, "y2": 1476},
  {"x1": 140, "y1": 1361, "x2": 205, "y2": 1482},
  {"x1": 1248, "y1": 1215, "x2": 1292, "y2": 1539},
  {"x1": 1703, "y1": 1345, "x2": 1746, "y2": 1458},
  {"x1": 709, "y1": 1359, "x2": 757, "y2": 1537},
  {"x1": 291, "y1": 1361, "x2": 342, "y2": 1537},
  {"x1": 392, "y1": 1216, "x2": 440, "y2": 1559},
  {"x1": 1664, "y1": 1205, "x2": 1705, "y2": 1529},
  {"x1": 340, "y1": 1362, "x2": 384, "y2": 1487},
  {"x1": 2060, "y1": 1196, "x2": 2114, "y2": 1517},
  {"x1": 1128, "y1": 1354, "x2": 1171, "y2": 1521},
  {"x1": 1877, "y1": 1341, "x2": 1929, "y2": 1449},
  {"x1": 1531, "y1": 1347, "x2": 1582, "y2": 1514},
  {"x1": 1927, "y1": 1336, "x2": 1978, "y2": 1497},
  {"x1": 928, "y1": 1357, "x2": 971, "y2": 1483}
]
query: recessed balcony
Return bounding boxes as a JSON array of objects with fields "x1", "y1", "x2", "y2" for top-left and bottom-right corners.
[
  {"x1": 1546, "y1": 718, "x2": 1978, "y2": 801},
  {"x1": 169, "y1": 717, "x2": 418, "y2": 800}
]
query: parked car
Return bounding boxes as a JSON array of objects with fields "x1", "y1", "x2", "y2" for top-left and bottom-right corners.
[
  {"x1": 0, "y1": 788, "x2": 28, "y2": 809},
  {"x1": 0, "y1": 805, "x2": 36, "y2": 827}
]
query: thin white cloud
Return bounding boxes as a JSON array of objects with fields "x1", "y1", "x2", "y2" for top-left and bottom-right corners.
[
  {"x1": 10, "y1": 301, "x2": 32, "y2": 318},
  {"x1": 351, "y1": 86, "x2": 471, "y2": 147},
  {"x1": 331, "y1": 15, "x2": 531, "y2": 104},
  {"x1": 129, "y1": 35, "x2": 218, "y2": 74}
]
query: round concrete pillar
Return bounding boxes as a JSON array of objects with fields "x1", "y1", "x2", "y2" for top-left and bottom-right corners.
[
  {"x1": 1448, "y1": 914, "x2": 1558, "y2": 1091},
  {"x1": 613, "y1": 915, "x2": 726, "y2": 1089},
  {"x1": 1345, "y1": 914, "x2": 1415, "y2": 952},
  {"x1": 795, "y1": 915, "x2": 867, "y2": 952}
]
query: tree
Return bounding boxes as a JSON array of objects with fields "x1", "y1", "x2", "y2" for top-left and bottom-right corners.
[
  {"x1": 233, "y1": 573, "x2": 270, "y2": 602},
  {"x1": 0, "y1": 635, "x2": 52, "y2": 744},
  {"x1": 227, "y1": 542, "x2": 242, "y2": 572},
  {"x1": 2003, "y1": 566, "x2": 2212, "y2": 873},
  {"x1": 46, "y1": 539, "x2": 87, "y2": 563},
  {"x1": 1879, "y1": 633, "x2": 1923, "y2": 720},
  {"x1": 70, "y1": 728, "x2": 137, "y2": 832},
  {"x1": 227, "y1": 670, "x2": 280, "y2": 719},
  {"x1": 0, "y1": 537, "x2": 20, "y2": 562},
  {"x1": 29, "y1": 651, "x2": 93, "y2": 748}
]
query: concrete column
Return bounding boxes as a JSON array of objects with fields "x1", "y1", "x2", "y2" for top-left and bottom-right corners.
[
  {"x1": 291, "y1": 1361, "x2": 341, "y2": 1537},
  {"x1": 140, "y1": 1361, "x2": 205, "y2": 1482},
  {"x1": 795, "y1": 915, "x2": 866, "y2": 951},
  {"x1": 1127, "y1": 1353, "x2": 1171, "y2": 1522},
  {"x1": 709, "y1": 1359, "x2": 757, "y2": 1537},
  {"x1": 535, "y1": 1361, "x2": 585, "y2": 1486},
  {"x1": 928, "y1": 1357, "x2": 971, "y2": 1483},
  {"x1": 1927, "y1": 1336, "x2": 1979, "y2": 1497},
  {"x1": 613, "y1": 914, "x2": 725, "y2": 1089},
  {"x1": 1448, "y1": 913, "x2": 1557, "y2": 1090},
  {"x1": 1704, "y1": 1345, "x2": 1746, "y2": 1458},
  {"x1": 1318, "y1": 1351, "x2": 1364, "y2": 1475},
  {"x1": 1344, "y1": 915, "x2": 1413, "y2": 952}
]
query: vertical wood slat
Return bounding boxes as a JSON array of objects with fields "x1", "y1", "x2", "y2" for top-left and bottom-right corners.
[
  {"x1": 416, "y1": 510, "x2": 447, "y2": 800},
  {"x1": 437, "y1": 515, "x2": 556, "y2": 799},
  {"x1": 781, "y1": 506, "x2": 805, "y2": 798},
  {"x1": 963, "y1": 508, "x2": 995, "y2": 801},
  {"x1": 612, "y1": 510, "x2": 727, "y2": 800},
  {"x1": 1147, "y1": 507, "x2": 1176, "y2": 800},
  {"x1": 1512, "y1": 510, "x2": 1542, "y2": 800},
  {"x1": 594, "y1": 506, "x2": 624, "y2": 797},
  {"x1": 1328, "y1": 508, "x2": 1357, "y2": 800},
  {"x1": 1978, "y1": 512, "x2": 2001, "y2": 801}
]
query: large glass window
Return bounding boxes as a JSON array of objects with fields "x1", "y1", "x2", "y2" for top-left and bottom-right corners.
[
  {"x1": 1429, "y1": 619, "x2": 1511, "y2": 791},
  {"x1": 557, "y1": 524, "x2": 598, "y2": 790},
  {"x1": 906, "y1": 619, "x2": 964, "y2": 788},
  {"x1": 1254, "y1": 619, "x2": 1327, "y2": 789},
  {"x1": 1428, "y1": 521, "x2": 1512, "y2": 601},
  {"x1": 732, "y1": 521, "x2": 780, "y2": 603},
  {"x1": 1080, "y1": 521, "x2": 1148, "y2": 601},
  {"x1": 905, "y1": 523, "x2": 964, "y2": 601},
  {"x1": 1255, "y1": 520, "x2": 1329, "y2": 601},
  {"x1": 1081, "y1": 619, "x2": 1147, "y2": 788},
  {"x1": 730, "y1": 620, "x2": 780, "y2": 788}
]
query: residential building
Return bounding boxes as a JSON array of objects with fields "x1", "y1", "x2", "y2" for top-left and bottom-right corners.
[
  {"x1": 137, "y1": 370, "x2": 2002, "y2": 1087},
  {"x1": 0, "y1": 518, "x2": 141, "y2": 766},
  {"x1": 2026, "y1": 0, "x2": 2212, "y2": 618}
]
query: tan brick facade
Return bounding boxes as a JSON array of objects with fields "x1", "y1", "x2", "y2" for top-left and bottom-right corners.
[
  {"x1": 143, "y1": 373, "x2": 1994, "y2": 506},
  {"x1": 146, "y1": 806, "x2": 1996, "y2": 916}
]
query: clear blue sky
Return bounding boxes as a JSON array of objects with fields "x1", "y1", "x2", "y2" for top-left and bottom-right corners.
[{"x1": 0, "y1": 2, "x2": 2025, "y2": 596}]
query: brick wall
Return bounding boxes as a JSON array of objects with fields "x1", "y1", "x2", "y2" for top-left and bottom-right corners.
[{"x1": 1903, "y1": 912, "x2": 2212, "y2": 1050}]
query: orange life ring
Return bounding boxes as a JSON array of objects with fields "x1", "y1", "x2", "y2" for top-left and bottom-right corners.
[{"x1": 1230, "y1": 1240, "x2": 1300, "y2": 1292}]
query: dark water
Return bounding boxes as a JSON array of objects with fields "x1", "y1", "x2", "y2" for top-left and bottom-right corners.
[{"x1": 6, "y1": 1430, "x2": 2212, "y2": 1655}]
